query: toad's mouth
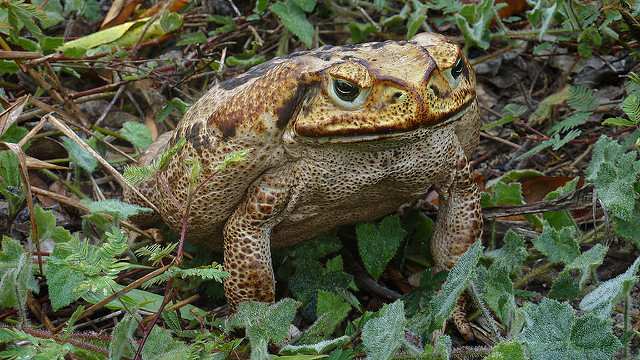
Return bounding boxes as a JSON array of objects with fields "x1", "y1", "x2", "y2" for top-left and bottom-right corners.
[{"x1": 298, "y1": 100, "x2": 474, "y2": 144}]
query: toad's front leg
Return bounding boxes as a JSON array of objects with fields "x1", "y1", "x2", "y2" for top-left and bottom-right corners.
[
  {"x1": 431, "y1": 145, "x2": 483, "y2": 340},
  {"x1": 222, "y1": 177, "x2": 291, "y2": 311}
]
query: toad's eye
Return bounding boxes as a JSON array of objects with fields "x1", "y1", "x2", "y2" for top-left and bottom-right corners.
[
  {"x1": 451, "y1": 56, "x2": 464, "y2": 79},
  {"x1": 333, "y1": 79, "x2": 360, "y2": 101},
  {"x1": 328, "y1": 77, "x2": 370, "y2": 110}
]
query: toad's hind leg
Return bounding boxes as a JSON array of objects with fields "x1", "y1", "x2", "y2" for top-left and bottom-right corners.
[{"x1": 222, "y1": 177, "x2": 291, "y2": 311}]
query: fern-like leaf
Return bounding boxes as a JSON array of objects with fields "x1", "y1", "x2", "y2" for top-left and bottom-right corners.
[
  {"x1": 142, "y1": 264, "x2": 227, "y2": 288},
  {"x1": 142, "y1": 266, "x2": 181, "y2": 288},
  {"x1": 482, "y1": 103, "x2": 528, "y2": 130},
  {"x1": 124, "y1": 164, "x2": 157, "y2": 185},
  {"x1": 215, "y1": 149, "x2": 252, "y2": 171},
  {"x1": 135, "y1": 243, "x2": 178, "y2": 264},
  {"x1": 621, "y1": 94, "x2": 640, "y2": 124},
  {"x1": 99, "y1": 229, "x2": 130, "y2": 276},
  {"x1": 624, "y1": 72, "x2": 640, "y2": 97},
  {"x1": 567, "y1": 86, "x2": 599, "y2": 112},
  {"x1": 549, "y1": 112, "x2": 590, "y2": 135},
  {"x1": 501, "y1": 103, "x2": 528, "y2": 117},
  {"x1": 59, "y1": 228, "x2": 130, "y2": 278},
  {"x1": 179, "y1": 264, "x2": 228, "y2": 282},
  {"x1": 517, "y1": 130, "x2": 582, "y2": 160},
  {"x1": 575, "y1": 3, "x2": 600, "y2": 29},
  {"x1": 158, "y1": 138, "x2": 186, "y2": 171},
  {"x1": 602, "y1": 117, "x2": 637, "y2": 127}
]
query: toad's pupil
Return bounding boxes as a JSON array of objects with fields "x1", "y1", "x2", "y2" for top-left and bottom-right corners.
[
  {"x1": 452, "y1": 57, "x2": 464, "y2": 79},
  {"x1": 334, "y1": 79, "x2": 359, "y2": 101}
]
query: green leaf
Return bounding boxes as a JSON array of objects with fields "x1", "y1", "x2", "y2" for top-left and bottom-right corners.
[
  {"x1": 121, "y1": 121, "x2": 152, "y2": 150},
  {"x1": 226, "y1": 54, "x2": 266, "y2": 67},
  {"x1": 407, "y1": 4, "x2": 427, "y2": 39},
  {"x1": 586, "y1": 136, "x2": 640, "y2": 221},
  {"x1": 357, "y1": 215, "x2": 407, "y2": 281},
  {"x1": 0, "y1": 60, "x2": 20, "y2": 74},
  {"x1": 230, "y1": 299, "x2": 300, "y2": 359},
  {"x1": 486, "y1": 229, "x2": 527, "y2": 269},
  {"x1": 36, "y1": 207, "x2": 72, "y2": 244},
  {"x1": 580, "y1": 256, "x2": 640, "y2": 319},
  {"x1": 159, "y1": 11, "x2": 183, "y2": 33},
  {"x1": 5, "y1": 0, "x2": 48, "y2": 42},
  {"x1": 526, "y1": 0, "x2": 563, "y2": 40},
  {"x1": 361, "y1": 300, "x2": 405, "y2": 360},
  {"x1": 480, "y1": 262, "x2": 515, "y2": 324},
  {"x1": 292, "y1": 0, "x2": 317, "y2": 12},
  {"x1": 156, "y1": 98, "x2": 189, "y2": 123},
  {"x1": 0, "y1": 123, "x2": 28, "y2": 144},
  {"x1": 40, "y1": 36, "x2": 64, "y2": 53},
  {"x1": 316, "y1": 289, "x2": 352, "y2": 336},
  {"x1": 285, "y1": 230, "x2": 342, "y2": 264},
  {"x1": 158, "y1": 138, "x2": 186, "y2": 171},
  {"x1": 485, "y1": 340, "x2": 529, "y2": 360},
  {"x1": 614, "y1": 207, "x2": 640, "y2": 246},
  {"x1": 0, "y1": 237, "x2": 37, "y2": 309},
  {"x1": 270, "y1": 0, "x2": 314, "y2": 48},
  {"x1": 64, "y1": 0, "x2": 100, "y2": 20},
  {"x1": 481, "y1": 182, "x2": 524, "y2": 207},
  {"x1": 602, "y1": 116, "x2": 637, "y2": 127},
  {"x1": 548, "y1": 270, "x2": 581, "y2": 300},
  {"x1": 123, "y1": 163, "x2": 157, "y2": 186},
  {"x1": 32, "y1": 0, "x2": 64, "y2": 29},
  {"x1": 289, "y1": 258, "x2": 354, "y2": 319},
  {"x1": 565, "y1": 243, "x2": 607, "y2": 290},
  {"x1": 533, "y1": 42, "x2": 552, "y2": 54},
  {"x1": 45, "y1": 245, "x2": 85, "y2": 310},
  {"x1": 0, "y1": 151, "x2": 21, "y2": 188},
  {"x1": 177, "y1": 31, "x2": 207, "y2": 45},
  {"x1": 455, "y1": 0, "x2": 493, "y2": 49},
  {"x1": 61, "y1": 136, "x2": 98, "y2": 172},
  {"x1": 141, "y1": 326, "x2": 190, "y2": 360},
  {"x1": 348, "y1": 22, "x2": 376, "y2": 44},
  {"x1": 541, "y1": 178, "x2": 579, "y2": 230},
  {"x1": 520, "y1": 298, "x2": 621, "y2": 360},
  {"x1": 108, "y1": 314, "x2": 138, "y2": 359},
  {"x1": 532, "y1": 223, "x2": 580, "y2": 264},
  {"x1": 0, "y1": 151, "x2": 26, "y2": 218},
  {"x1": 84, "y1": 199, "x2": 152, "y2": 219},
  {"x1": 83, "y1": 285, "x2": 207, "y2": 321},
  {"x1": 428, "y1": 241, "x2": 482, "y2": 334}
]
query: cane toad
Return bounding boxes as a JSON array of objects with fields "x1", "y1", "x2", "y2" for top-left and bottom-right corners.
[{"x1": 125, "y1": 32, "x2": 483, "y2": 313}]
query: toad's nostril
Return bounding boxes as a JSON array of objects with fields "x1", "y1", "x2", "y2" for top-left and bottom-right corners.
[{"x1": 430, "y1": 84, "x2": 440, "y2": 97}]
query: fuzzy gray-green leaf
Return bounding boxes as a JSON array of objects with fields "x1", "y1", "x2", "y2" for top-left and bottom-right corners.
[
  {"x1": 121, "y1": 121, "x2": 152, "y2": 150},
  {"x1": 520, "y1": 298, "x2": 621, "y2": 360},
  {"x1": 428, "y1": 241, "x2": 482, "y2": 334},
  {"x1": 580, "y1": 255, "x2": 640, "y2": 319},
  {"x1": 362, "y1": 300, "x2": 405, "y2": 360}
]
